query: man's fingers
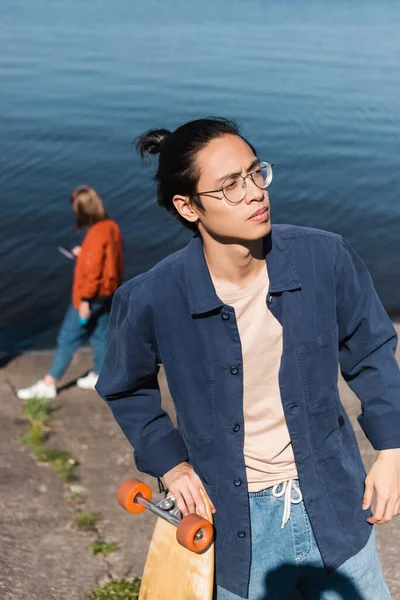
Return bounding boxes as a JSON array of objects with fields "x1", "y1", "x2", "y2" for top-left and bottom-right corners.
[
  {"x1": 394, "y1": 499, "x2": 400, "y2": 517},
  {"x1": 198, "y1": 486, "x2": 217, "y2": 516},
  {"x1": 367, "y1": 495, "x2": 388, "y2": 524},
  {"x1": 183, "y1": 486, "x2": 196, "y2": 516},
  {"x1": 376, "y1": 498, "x2": 397, "y2": 525},
  {"x1": 362, "y1": 480, "x2": 374, "y2": 510},
  {"x1": 188, "y1": 482, "x2": 208, "y2": 519},
  {"x1": 175, "y1": 481, "x2": 198, "y2": 516},
  {"x1": 188, "y1": 479, "x2": 216, "y2": 520},
  {"x1": 173, "y1": 484, "x2": 216, "y2": 521},
  {"x1": 164, "y1": 467, "x2": 217, "y2": 521},
  {"x1": 173, "y1": 489, "x2": 190, "y2": 517}
]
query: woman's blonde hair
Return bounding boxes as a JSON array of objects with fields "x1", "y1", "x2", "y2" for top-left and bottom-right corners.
[{"x1": 70, "y1": 185, "x2": 108, "y2": 230}]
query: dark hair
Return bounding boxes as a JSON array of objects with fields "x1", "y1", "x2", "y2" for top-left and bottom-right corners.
[
  {"x1": 70, "y1": 185, "x2": 108, "y2": 231},
  {"x1": 136, "y1": 117, "x2": 257, "y2": 231}
]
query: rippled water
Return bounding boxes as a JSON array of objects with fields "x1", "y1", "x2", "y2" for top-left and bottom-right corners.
[{"x1": 1, "y1": 0, "x2": 399, "y2": 356}]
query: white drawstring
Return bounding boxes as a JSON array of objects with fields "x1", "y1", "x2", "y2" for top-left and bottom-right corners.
[{"x1": 272, "y1": 479, "x2": 303, "y2": 529}]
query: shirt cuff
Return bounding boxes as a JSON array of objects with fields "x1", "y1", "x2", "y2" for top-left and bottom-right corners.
[
  {"x1": 358, "y1": 412, "x2": 400, "y2": 450},
  {"x1": 134, "y1": 429, "x2": 189, "y2": 478}
]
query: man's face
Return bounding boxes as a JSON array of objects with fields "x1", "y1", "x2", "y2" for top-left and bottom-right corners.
[{"x1": 193, "y1": 134, "x2": 271, "y2": 241}]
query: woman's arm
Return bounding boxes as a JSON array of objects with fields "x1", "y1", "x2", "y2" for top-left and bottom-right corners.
[{"x1": 79, "y1": 230, "x2": 106, "y2": 301}]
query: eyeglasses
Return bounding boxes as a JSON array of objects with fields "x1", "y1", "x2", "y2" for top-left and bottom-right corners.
[{"x1": 195, "y1": 161, "x2": 273, "y2": 205}]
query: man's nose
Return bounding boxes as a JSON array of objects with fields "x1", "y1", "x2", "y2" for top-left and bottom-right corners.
[{"x1": 244, "y1": 177, "x2": 265, "y2": 204}]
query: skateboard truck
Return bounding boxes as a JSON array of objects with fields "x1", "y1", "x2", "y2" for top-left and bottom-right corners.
[
  {"x1": 118, "y1": 478, "x2": 214, "y2": 553},
  {"x1": 138, "y1": 495, "x2": 204, "y2": 540}
]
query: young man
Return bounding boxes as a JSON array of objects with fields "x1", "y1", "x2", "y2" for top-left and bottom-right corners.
[{"x1": 96, "y1": 118, "x2": 400, "y2": 599}]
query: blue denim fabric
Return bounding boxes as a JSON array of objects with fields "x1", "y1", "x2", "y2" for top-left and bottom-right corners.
[
  {"x1": 96, "y1": 226, "x2": 400, "y2": 598},
  {"x1": 49, "y1": 298, "x2": 111, "y2": 380},
  {"x1": 216, "y1": 482, "x2": 391, "y2": 599}
]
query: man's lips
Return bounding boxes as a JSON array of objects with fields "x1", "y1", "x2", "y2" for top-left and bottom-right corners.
[{"x1": 248, "y1": 206, "x2": 269, "y2": 220}]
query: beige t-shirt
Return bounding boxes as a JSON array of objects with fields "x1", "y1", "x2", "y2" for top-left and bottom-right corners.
[{"x1": 214, "y1": 265, "x2": 298, "y2": 492}]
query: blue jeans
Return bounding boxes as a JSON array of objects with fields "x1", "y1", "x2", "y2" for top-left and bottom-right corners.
[
  {"x1": 48, "y1": 298, "x2": 111, "y2": 380},
  {"x1": 217, "y1": 481, "x2": 391, "y2": 600}
]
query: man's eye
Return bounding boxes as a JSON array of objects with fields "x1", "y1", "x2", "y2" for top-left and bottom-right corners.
[
  {"x1": 225, "y1": 179, "x2": 238, "y2": 190},
  {"x1": 252, "y1": 169, "x2": 264, "y2": 184}
]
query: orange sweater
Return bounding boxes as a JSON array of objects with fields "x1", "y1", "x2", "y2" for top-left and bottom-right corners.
[{"x1": 72, "y1": 219, "x2": 123, "y2": 309}]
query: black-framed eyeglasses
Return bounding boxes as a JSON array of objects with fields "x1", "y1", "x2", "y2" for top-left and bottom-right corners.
[{"x1": 195, "y1": 161, "x2": 273, "y2": 205}]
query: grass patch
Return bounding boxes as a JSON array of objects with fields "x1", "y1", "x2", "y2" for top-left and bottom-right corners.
[
  {"x1": 85, "y1": 579, "x2": 141, "y2": 599},
  {"x1": 23, "y1": 396, "x2": 53, "y2": 428},
  {"x1": 34, "y1": 447, "x2": 78, "y2": 482},
  {"x1": 20, "y1": 395, "x2": 78, "y2": 483},
  {"x1": 67, "y1": 491, "x2": 86, "y2": 505},
  {"x1": 50, "y1": 455, "x2": 78, "y2": 483},
  {"x1": 21, "y1": 422, "x2": 45, "y2": 448},
  {"x1": 72, "y1": 510, "x2": 101, "y2": 532},
  {"x1": 91, "y1": 540, "x2": 118, "y2": 557},
  {"x1": 34, "y1": 447, "x2": 69, "y2": 462},
  {"x1": 21, "y1": 397, "x2": 53, "y2": 454}
]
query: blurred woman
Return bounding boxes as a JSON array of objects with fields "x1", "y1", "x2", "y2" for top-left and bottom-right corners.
[{"x1": 18, "y1": 185, "x2": 123, "y2": 399}]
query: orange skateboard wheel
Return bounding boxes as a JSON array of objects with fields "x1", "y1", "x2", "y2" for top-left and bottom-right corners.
[
  {"x1": 117, "y1": 478, "x2": 152, "y2": 514},
  {"x1": 176, "y1": 514, "x2": 214, "y2": 554}
]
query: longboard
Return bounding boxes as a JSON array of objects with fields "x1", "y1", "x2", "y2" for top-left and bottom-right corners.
[{"x1": 118, "y1": 478, "x2": 214, "y2": 600}]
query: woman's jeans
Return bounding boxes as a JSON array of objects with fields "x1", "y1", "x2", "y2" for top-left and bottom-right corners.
[
  {"x1": 48, "y1": 298, "x2": 111, "y2": 380},
  {"x1": 217, "y1": 481, "x2": 391, "y2": 600}
]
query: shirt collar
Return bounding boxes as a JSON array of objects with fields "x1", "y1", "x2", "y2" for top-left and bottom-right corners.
[
  {"x1": 183, "y1": 227, "x2": 302, "y2": 315},
  {"x1": 264, "y1": 227, "x2": 302, "y2": 294}
]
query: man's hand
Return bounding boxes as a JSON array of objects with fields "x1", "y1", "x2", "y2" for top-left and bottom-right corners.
[
  {"x1": 161, "y1": 461, "x2": 216, "y2": 520},
  {"x1": 79, "y1": 300, "x2": 91, "y2": 321},
  {"x1": 363, "y1": 448, "x2": 400, "y2": 524}
]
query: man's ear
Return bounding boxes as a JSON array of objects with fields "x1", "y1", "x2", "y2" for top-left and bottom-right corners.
[{"x1": 172, "y1": 195, "x2": 200, "y2": 226}]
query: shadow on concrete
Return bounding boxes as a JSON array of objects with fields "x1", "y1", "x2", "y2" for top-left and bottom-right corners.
[
  {"x1": 0, "y1": 351, "x2": 23, "y2": 370},
  {"x1": 57, "y1": 371, "x2": 91, "y2": 394}
]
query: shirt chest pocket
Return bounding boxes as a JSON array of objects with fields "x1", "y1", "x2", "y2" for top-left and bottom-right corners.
[{"x1": 295, "y1": 326, "x2": 339, "y2": 412}]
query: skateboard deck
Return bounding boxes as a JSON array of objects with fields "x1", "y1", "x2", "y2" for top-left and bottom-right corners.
[
  {"x1": 117, "y1": 479, "x2": 214, "y2": 600},
  {"x1": 139, "y1": 490, "x2": 214, "y2": 600}
]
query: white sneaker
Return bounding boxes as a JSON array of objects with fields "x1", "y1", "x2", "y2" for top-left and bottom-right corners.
[
  {"x1": 17, "y1": 380, "x2": 57, "y2": 400},
  {"x1": 76, "y1": 372, "x2": 98, "y2": 390}
]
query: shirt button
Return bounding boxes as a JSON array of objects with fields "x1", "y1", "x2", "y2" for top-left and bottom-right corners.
[
  {"x1": 234, "y1": 478, "x2": 242, "y2": 487},
  {"x1": 233, "y1": 423, "x2": 240, "y2": 433},
  {"x1": 230, "y1": 366, "x2": 239, "y2": 375},
  {"x1": 221, "y1": 312, "x2": 230, "y2": 321},
  {"x1": 237, "y1": 530, "x2": 246, "y2": 538}
]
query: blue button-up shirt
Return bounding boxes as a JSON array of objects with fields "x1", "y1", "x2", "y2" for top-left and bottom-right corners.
[{"x1": 96, "y1": 225, "x2": 400, "y2": 598}]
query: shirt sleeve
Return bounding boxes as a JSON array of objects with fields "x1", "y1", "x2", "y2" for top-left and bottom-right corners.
[
  {"x1": 79, "y1": 230, "x2": 106, "y2": 300},
  {"x1": 95, "y1": 289, "x2": 189, "y2": 477},
  {"x1": 335, "y1": 236, "x2": 400, "y2": 450}
]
